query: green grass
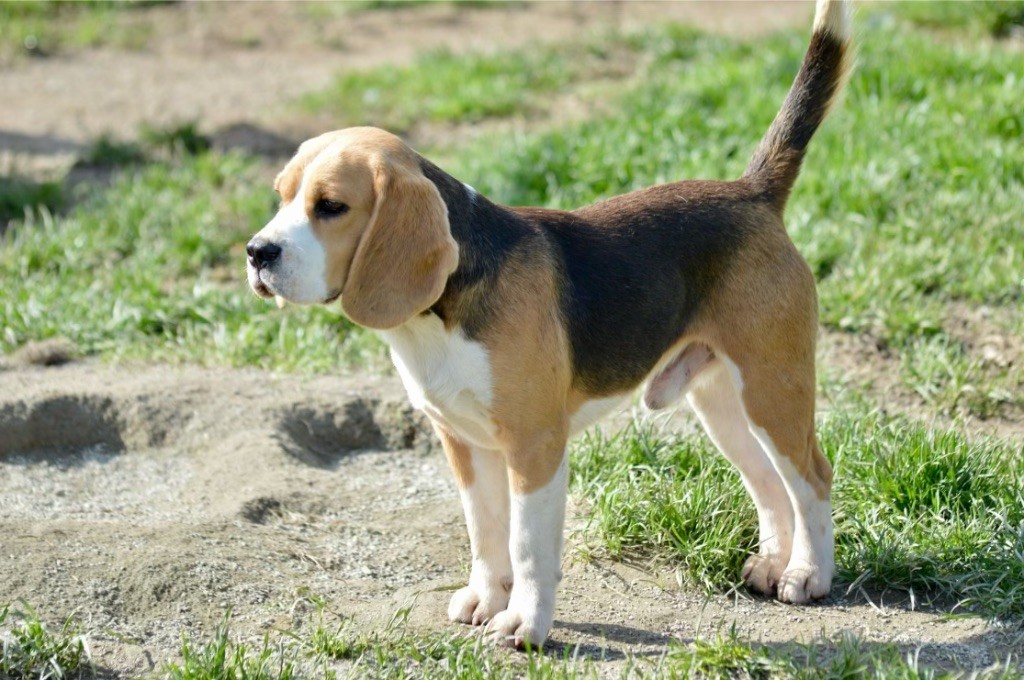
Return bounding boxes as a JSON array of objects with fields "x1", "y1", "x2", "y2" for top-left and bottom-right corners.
[
  {"x1": 167, "y1": 617, "x2": 305, "y2": 680},
  {"x1": 299, "y1": 40, "x2": 629, "y2": 131},
  {"x1": 884, "y1": 0, "x2": 1024, "y2": 38},
  {"x1": 162, "y1": 606, "x2": 591, "y2": 680},
  {"x1": 571, "y1": 412, "x2": 1024, "y2": 623},
  {"x1": 0, "y1": 152, "x2": 384, "y2": 371},
  {"x1": 570, "y1": 422, "x2": 756, "y2": 591},
  {"x1": 0, "y1": 0, "x2": 160, "y2": 62},
  {"x1": 0, "y1": 601, "x2": 90, "y2": 680},
  {"x1": 2, "y1": 596, "x2": 1016, "y2": 680},
  {"x1": 900, "y1": 334, "x2": 1020, "y2": 419},
  {"x1": 831, "y1": 414, "x2": 1024, "y2": 622},
  {"x1": 0, "y1": 177, "x2": 64, "y2": 230},
  {"x1": 140, "y1": 122, "x2": 212, "y2": 158},
  {"x1": 79, "y1": 135, "x2": 148, "y2": 168},
  {"x1": 661, "y1": 628, "x2": 1022, "y2": 679},
  {"x1": 156, "y1": 604, "x2": 1024, "y2": 679},
  {"x1": 4, "y1": 597, "x2": 1019, "y2": 679}
]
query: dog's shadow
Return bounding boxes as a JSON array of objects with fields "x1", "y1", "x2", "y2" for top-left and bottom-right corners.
[{"x1": 542, "y1": 620, "x2": 677, "y2": 662}]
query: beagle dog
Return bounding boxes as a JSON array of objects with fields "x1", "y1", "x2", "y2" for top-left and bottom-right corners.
[{"x1": 247, "y1": 0, "x2": 851, "y2": 649}]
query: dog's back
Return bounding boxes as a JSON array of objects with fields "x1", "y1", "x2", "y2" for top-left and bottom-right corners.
[{"x1": 513, "y1": 0, "x2": 854, "y2": 396}]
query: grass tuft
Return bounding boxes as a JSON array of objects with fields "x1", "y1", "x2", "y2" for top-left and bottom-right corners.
[
  {"x1": 162, "y1": 604, "x2": 593, "y2": 679},
  {"x1": 662, "y1": 627, "x2": 1023, "y2": 679},
  {"x1": 0, "y1": 600, "x2": 90, "y2": 680},
  {"x1": 140, "y1": 122, "x2": 212, "y2": 158},
  {"x1": 80, "y1": 135, "x2": 148, "y2": 168},
  {"x1": 166, "y1": 615, "x2": 304, "y2": 680},
  {"x1": 302, "y1": 44, "x2": 602, "y2": 131},
  {"x1": 570, "y1": 422, "x2": 756, "y2": 591},
  {"x1": 665, "y1": 627, "x2": 788, "y2": 679},
  {"x1": 830, "y1": 412, "x2": 1024, "y2": 622},
  {"x1": 0, "y1": 176, "x2": 64, "y2": 230}
]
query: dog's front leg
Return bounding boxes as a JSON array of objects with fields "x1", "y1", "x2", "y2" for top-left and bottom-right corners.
[
  {"x1": 487, "y1": 441, "x2": 568, "y2": 649},
  {"x1": 434, "y1": 425, "x2": 513, "y2": 626}
]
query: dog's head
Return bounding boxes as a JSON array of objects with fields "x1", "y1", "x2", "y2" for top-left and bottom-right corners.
[{"x1": 247, "y1": 127, "x2": 458, "y2": 329}]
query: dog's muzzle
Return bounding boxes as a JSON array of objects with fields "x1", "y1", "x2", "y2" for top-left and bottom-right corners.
[{"x1": 246, "y1": 238, "x2": 280, "y2": 298}]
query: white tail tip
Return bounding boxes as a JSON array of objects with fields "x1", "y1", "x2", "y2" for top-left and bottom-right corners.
[{"x1": 813, "y1": 0, "x2": 852, "y2": 40}]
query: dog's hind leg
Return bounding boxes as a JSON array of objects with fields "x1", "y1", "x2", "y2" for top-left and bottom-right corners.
[
  {"x1": 688, "y1": 359, "x2": 795, "y2": 594},
  {"x1": 721, "y1": 351, "x2": 834, "y2": 603}
]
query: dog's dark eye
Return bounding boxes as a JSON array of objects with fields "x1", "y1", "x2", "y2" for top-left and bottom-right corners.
[{"x1": 315, "y1": 199, "x2": 349, "y2": 219}]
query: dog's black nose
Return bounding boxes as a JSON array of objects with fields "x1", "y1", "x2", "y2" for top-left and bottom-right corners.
[{"x1": 247, "y1": 240, "x2": 282, "y2": 268}]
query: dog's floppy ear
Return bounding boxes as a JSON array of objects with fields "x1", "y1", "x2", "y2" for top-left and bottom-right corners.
[{"x1": 341, "y1": 162, "x2": 458, "y2": 329}]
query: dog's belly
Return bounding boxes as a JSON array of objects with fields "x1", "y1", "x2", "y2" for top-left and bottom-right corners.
[
  {"x1": 381, "y1": 314, "x2": 500, "y2": 450},
  {"x1": 569, "y1": 394, "x2": 629, "y2": 436}
]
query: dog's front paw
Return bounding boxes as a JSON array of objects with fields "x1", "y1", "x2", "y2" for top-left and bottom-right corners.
[
  {"x1": 777, "y1": 560, "x2": 832, "y2": 603},
  {"x1": 741, "y1": 552, "x2": 788, "y2": 595},
  {"x1": 484, "y1": 602, "x2": 552, "y2": 649},
  {"x1": 448, "y1": 582, "x2": 511, "y2": 626}
]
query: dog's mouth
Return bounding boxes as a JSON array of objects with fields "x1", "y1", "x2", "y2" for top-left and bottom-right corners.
[
  {"x1": 247, "y1": 262, "x2": 340, "y2": 306},
  {"x1": 249, "y1": 272, "x2": 340, "y2": 306},
  {"x1": 248, "y1": 266, "x2": 276, "y2": 299},
  {"x1": 253, "y1": 280, "x2": 273, "y2": 298}
]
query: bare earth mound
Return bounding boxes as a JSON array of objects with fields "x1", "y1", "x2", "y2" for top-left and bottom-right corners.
[{"x1": 0, "y1": 363, "x2": 1014, "y2": 676}]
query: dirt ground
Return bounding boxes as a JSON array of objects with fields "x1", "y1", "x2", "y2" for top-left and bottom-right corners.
[
  {"x1": 1, "y1": 362, "x2": 1018, "y2": 677},
  {"x1": 1, "y1": 1, "x2": 1021, "y2": 676}
]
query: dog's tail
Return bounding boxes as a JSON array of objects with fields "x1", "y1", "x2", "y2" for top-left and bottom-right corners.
[{"x1": 743, "y1": 0, "x2": 852, "y2": 210}]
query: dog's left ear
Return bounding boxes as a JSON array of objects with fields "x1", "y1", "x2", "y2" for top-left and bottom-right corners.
[{"x1": 341, "y1": 162, "x2": 458, "y2": 329}]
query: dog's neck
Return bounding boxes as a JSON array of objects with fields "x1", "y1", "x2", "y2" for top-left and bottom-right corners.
[{"x1": 418, "y1": 157, "x2": 536, "y2": 338}]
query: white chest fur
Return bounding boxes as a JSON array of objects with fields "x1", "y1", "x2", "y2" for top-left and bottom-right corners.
[{"x1": 380, "y1": 314, "x2": 498, "y2": 449}]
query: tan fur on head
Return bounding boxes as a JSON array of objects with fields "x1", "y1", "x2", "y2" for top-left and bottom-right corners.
[
  {"x1": 267, "y1": 128, "x2": 458, "y2": 327},
  {"x1": 340, "y1": 155, "x2": 459, "y2": 329}
]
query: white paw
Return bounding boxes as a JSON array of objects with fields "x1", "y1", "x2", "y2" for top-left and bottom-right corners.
[
  {"x1": 484, "y1": 602, "x2": 552, "y2": 649},
  {"x1": 777, "y1": 560, "x2": 832, "y2": 603},
  {"x1": 741, "y1": 552, "x2": 788, "y2": 595},
  {"x1": 448, "y1": 582, "x2": 510, "y2": 626}
]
